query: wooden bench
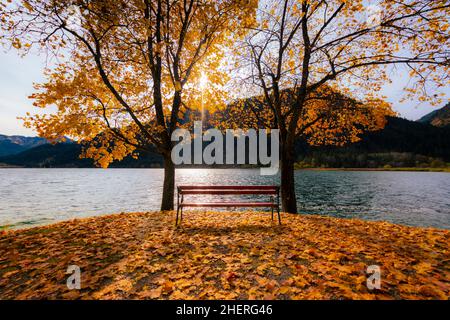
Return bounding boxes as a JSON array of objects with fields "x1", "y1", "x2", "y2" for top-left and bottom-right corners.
[{"x1": 176, "y1": 185, "x2": 281, "y2": 226}]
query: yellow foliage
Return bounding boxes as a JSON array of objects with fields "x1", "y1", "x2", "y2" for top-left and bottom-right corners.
[{"x1": 5, "y1": 0, "x2": 258, "y2": 166}]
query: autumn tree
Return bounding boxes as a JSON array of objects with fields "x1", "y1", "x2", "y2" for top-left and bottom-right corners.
[
  {"x1": 227, "y1": 0, "x2": 449, "y2": 213},
  {"x1": 0, "y1": 0, "x2": 256, "y2": 210}
]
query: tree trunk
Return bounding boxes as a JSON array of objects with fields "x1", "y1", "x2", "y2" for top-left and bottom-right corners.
[
  {"x1": 161, "y1": 155, "x2": 175, "y2": 211},
  {"x1": 280, "y1": 140, "x2": 298, "y2": 213}
]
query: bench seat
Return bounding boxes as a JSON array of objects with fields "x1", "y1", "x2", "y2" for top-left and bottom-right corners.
[
  {"x1": 178, "y1": 190, "x2": 278, "y2": 195},
  {"x1": 176, "y1": 185, "x2": 281, "y2": 226},
  {"x1": 180, "y1": 202, "x2": 278, "y2": 207}
]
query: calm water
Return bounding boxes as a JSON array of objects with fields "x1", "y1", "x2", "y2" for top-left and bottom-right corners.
[{"x1": 0, "y1": 169, "x2": 449, "y2": 229}]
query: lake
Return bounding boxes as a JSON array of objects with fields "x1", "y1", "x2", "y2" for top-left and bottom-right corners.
[{"x1": 0, "y1": 168, "x2": 449, "y2": 229}]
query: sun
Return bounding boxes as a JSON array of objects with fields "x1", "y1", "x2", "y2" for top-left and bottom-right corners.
[{"x1": 199, "y1": 72, "x2": 208, "y2": 90}]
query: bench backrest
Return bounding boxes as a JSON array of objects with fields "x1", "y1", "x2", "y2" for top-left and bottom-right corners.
[{"x1": 178, "y1": 185, "x2": 279, "y2": 195}]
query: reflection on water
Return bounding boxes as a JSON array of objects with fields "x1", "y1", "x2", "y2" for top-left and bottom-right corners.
[{"x1": 0, "y1": 168, "x2": 448, "y2": 229}]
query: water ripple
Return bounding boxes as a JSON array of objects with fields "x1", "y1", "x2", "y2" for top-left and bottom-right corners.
[{"x1": 0, "y1": 168, "x2": 448, "y2": 229}]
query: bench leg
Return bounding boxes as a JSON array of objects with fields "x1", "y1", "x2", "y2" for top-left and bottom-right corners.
[
  {"x1": 176, "y1": 191, "x2": 180, "y2": 227},
  {"x1": 277, "y1": 206, "x2": 281, "y2": 225},
  {"x1": 176, "y1": 193, "x2": 184, "y2": 226},
  {"x1": 277, "y1": 191, "x2": 281, "y2": 225},
  {"x1": 270, "y1": 196, "x2": 274, "y2": 221}
]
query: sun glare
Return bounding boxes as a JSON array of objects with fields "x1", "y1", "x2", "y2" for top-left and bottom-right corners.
[{"x1": 199, "y1": 72, "x2": 208, "y2": 89}]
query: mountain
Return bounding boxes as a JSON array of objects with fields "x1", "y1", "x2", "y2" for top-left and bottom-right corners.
[
  {"x1": 418, "y1": 102, "x2": 450, "y2": 127},
  {"x1": 0, "y1": 143, "x2": 93, "y2": 168},
  {"x1": 295, "y1": 116, "x2": 450, "y2": 168},
  {"x1": 356, "y1": 116, "x2": 450, "y2": 159},
  {"x1": 0, "y1": 140, "x2": 26, "y2": 157},
  {"x1": 1, "y1": 115, "x2": 449, "y2": 168},
  {"x1": 0, "y1": 134, "x2": 47, "y2": 157},
  {"x1": 2, "y1": 98, "x2": 450, "y2": 169},
  {"x1": 0, "y1": 141, "x2": 163, "y2": 168}
]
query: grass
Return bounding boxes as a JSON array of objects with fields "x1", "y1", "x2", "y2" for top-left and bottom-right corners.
[
  {"x1": 0, "y1": 225, "x2": 12, "y2": 231},
  {"x1": 380, "y1": 167, "x2": 450, "y2": 172},
  {"x1": 0, "y1": 211, "x2": 448, "y2": 300}
]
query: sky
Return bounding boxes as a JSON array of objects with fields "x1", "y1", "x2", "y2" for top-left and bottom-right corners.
[
  {"x1": 0, "y1": 49, "x2": 449, "y2": 137},
  {"x1": 0, "y1": 50, "x2": 47, "y2": 136}
]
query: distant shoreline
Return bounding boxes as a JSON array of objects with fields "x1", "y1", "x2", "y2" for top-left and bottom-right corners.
[
  {"x1": 0, "y1": 165, "x2": 449, "y2": 172},
  {"x1": 0, "y1": 163, "x2": 21, "y2": 168},
  {"x1": 296, "y1": 167, "x2": 450, "y2": 172}
]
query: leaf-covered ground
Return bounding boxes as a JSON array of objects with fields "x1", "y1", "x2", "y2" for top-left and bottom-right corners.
[{"x1": 0, "y1": 211, "x2": 448, "y2": 300}]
